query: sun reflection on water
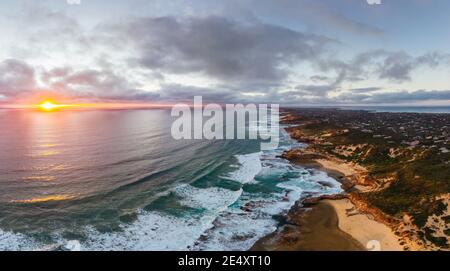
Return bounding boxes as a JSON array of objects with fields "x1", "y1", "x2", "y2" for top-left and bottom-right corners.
[
  {"x1": 22, "y1": 176, "x2": 56, "y2": 182},
  {"x1": 11, "y1": 194, "x2": 75, "y2": 204}
]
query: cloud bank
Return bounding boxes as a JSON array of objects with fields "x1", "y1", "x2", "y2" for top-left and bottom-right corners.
[{"x1": 0, "y1": 0, "x2": 449, "y2": 105}]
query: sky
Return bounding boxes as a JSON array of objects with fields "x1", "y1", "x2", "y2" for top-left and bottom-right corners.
[{"x1": 0, "y1": 0, "x2": 450, "y2": 106}]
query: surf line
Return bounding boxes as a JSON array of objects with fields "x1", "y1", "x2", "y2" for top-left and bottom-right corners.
[{"x1": 178, "y1": 255, "x2": 213, "y2": 269}]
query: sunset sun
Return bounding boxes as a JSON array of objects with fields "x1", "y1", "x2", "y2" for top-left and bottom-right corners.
[{"x1": 37, "y1": 100, "x2": 63, "y2": 111}]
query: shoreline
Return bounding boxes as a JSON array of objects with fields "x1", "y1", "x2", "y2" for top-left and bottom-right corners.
[
  {"x1": 253, "y1": 114, "x2": 409, "y2": 251},
  {"x1": 252, "y1": 198, "x2": 366, "y2": 251},
  {"x1": 253, "y1": 155, "x2": 406, "y2": 251}
]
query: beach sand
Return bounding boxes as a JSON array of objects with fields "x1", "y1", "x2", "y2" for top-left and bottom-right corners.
[
  {"x1": 251, "y1": 201, "x2": 365, "y2": 251},
  {"x1": 313, "y1": 157, "x2": 404, "y2": 250},
  {"x1": 324, "y1": 199, "x2": 404, "y2": 251},
  {"x1": 314, "y1": 158, "x2": 373, "y2": 192},
  {"x1": 252, "y1": 198, "x2": 404, "y2": 251}
]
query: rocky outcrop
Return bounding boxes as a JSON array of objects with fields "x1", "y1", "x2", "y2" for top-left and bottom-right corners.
[{"x1": 301, "y1": 194, "x2": 348, "y2": 207}]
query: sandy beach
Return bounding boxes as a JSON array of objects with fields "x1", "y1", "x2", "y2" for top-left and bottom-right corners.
[
  {"x1": 252, "y1": 196, "x2": 405, "y2": 251},
  {"x1": 251, "y1": 201, "x2": 365, "y2": 251},
  {"x1": 310, "y1": 157, "x2": 405, "y2": 250},
  {"x1": 307, "y1": 157, "x2": 406, "y2": 250},
  {"x1": 324, "y1": 199, "x2": 404, "y2": 251}
]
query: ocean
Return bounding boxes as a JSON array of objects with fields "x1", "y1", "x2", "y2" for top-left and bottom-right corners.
[
  {"x1": 340, "y1": 106, "x2": 450, "y2": 114},
  {"x1": 0, "y1": 109, "x2": 342, "y2": 251}
]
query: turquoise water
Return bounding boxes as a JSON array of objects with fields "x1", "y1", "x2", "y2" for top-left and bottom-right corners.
[{"x1": 0, "y1": 109, "x2": 342, "y2": 251}]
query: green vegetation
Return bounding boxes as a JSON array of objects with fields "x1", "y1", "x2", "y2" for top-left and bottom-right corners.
[
  {"x1": 443, "y1": 215, "x2": 450, "y2": 224},
  {"x1": 424, "y1": 227, "x2": 449, "y2": 248},
  {"x1": 286, "y1": 109, "x2": 450, "y2": 248},
  {"x1": 444, "y1": 229, "x2": 450, "y2": 236}
]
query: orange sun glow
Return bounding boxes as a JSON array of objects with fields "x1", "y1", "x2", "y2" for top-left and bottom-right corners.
[
  {"x1": 24, "y1": 99, "x2": 174, "y2": 111},
  {"x1": 37, "y1": 100, "x2": 66, "y2": 111}
]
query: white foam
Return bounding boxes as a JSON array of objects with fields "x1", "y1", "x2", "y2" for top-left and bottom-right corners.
[
  {"x1": 308, "y1": 170, "x2": 343, "y2": 191},
  {"x1": 223, "y1": 152, "x2": 262, "y2": 184},
  {"x1": 81, "y1": 211, "x2": 212, "y2": 251},
  {"x1": 0, "y1": 229, "x2": 41, "y2": 251},
  {"x1": 80, "y1": 188, "x2": 242, "y2": 250},
  {"x1": 176, "y1": 185, "x2": 242, "y2": 211},
  {"x1": 65, "y1": 240, "x2": 81, "y2": 251},
  {"x1": 79, "y1": 153, "x2": 265, "y2": 251},
  {"x1": 0, "y1": 127, "x2": 345, "y2": 251},
  {"x1": 194, "y1": 211, "x2": 278, "y2": 251},
  {"x1": 193, "y1": 141, "x2": 345, "y2": 251}
]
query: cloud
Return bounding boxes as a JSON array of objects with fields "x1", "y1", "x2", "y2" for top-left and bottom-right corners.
[
  {"x1": 1, "y1": 3, "x2": 449, "y2": 106},
  {"x1": 1, "y1": 56, "x2": 449, "y2": 106},
  {"x1": 377, "y1": 51, "x2": 418, "y2": 82},
  {"x1": 310, "y1": 75, "x2": 330, "y2": 83},
  {"x1": 116, "y1": 16, "x2": 334, "y2": 83},
  {"x1": 295, "y1": 70, "x2": 346, "y2": 96},
  {"x1": 0, "y1": 59, "x2": 36, "y2": 96},
  {"x1": 41, "y1": 67, "x2": 147, "y2": 100},
  {"x1": 312, "y1": 50, "x2": 450, "y2": 96},
  {"x1": 301, "y1": 1, "x2": 383, "y2": 36},
  {"x1": 358, "y1": 50, "x2": 449, "y2": 82},
  {"x1": 17, "y1": 6, "x2": 84, "y2": 49},
  {"x1": 350, "y1": 87, "x2": 382, "y2": 93},
  {"x1": 157, "y1": 83, "x2": 239, "y2": 102},
  {"x1": 242, "y1": 0, "x2": 383, "y2": 36},
  {"x1": 269, "y1": 48, "x2": 450, "y2": 102}
]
